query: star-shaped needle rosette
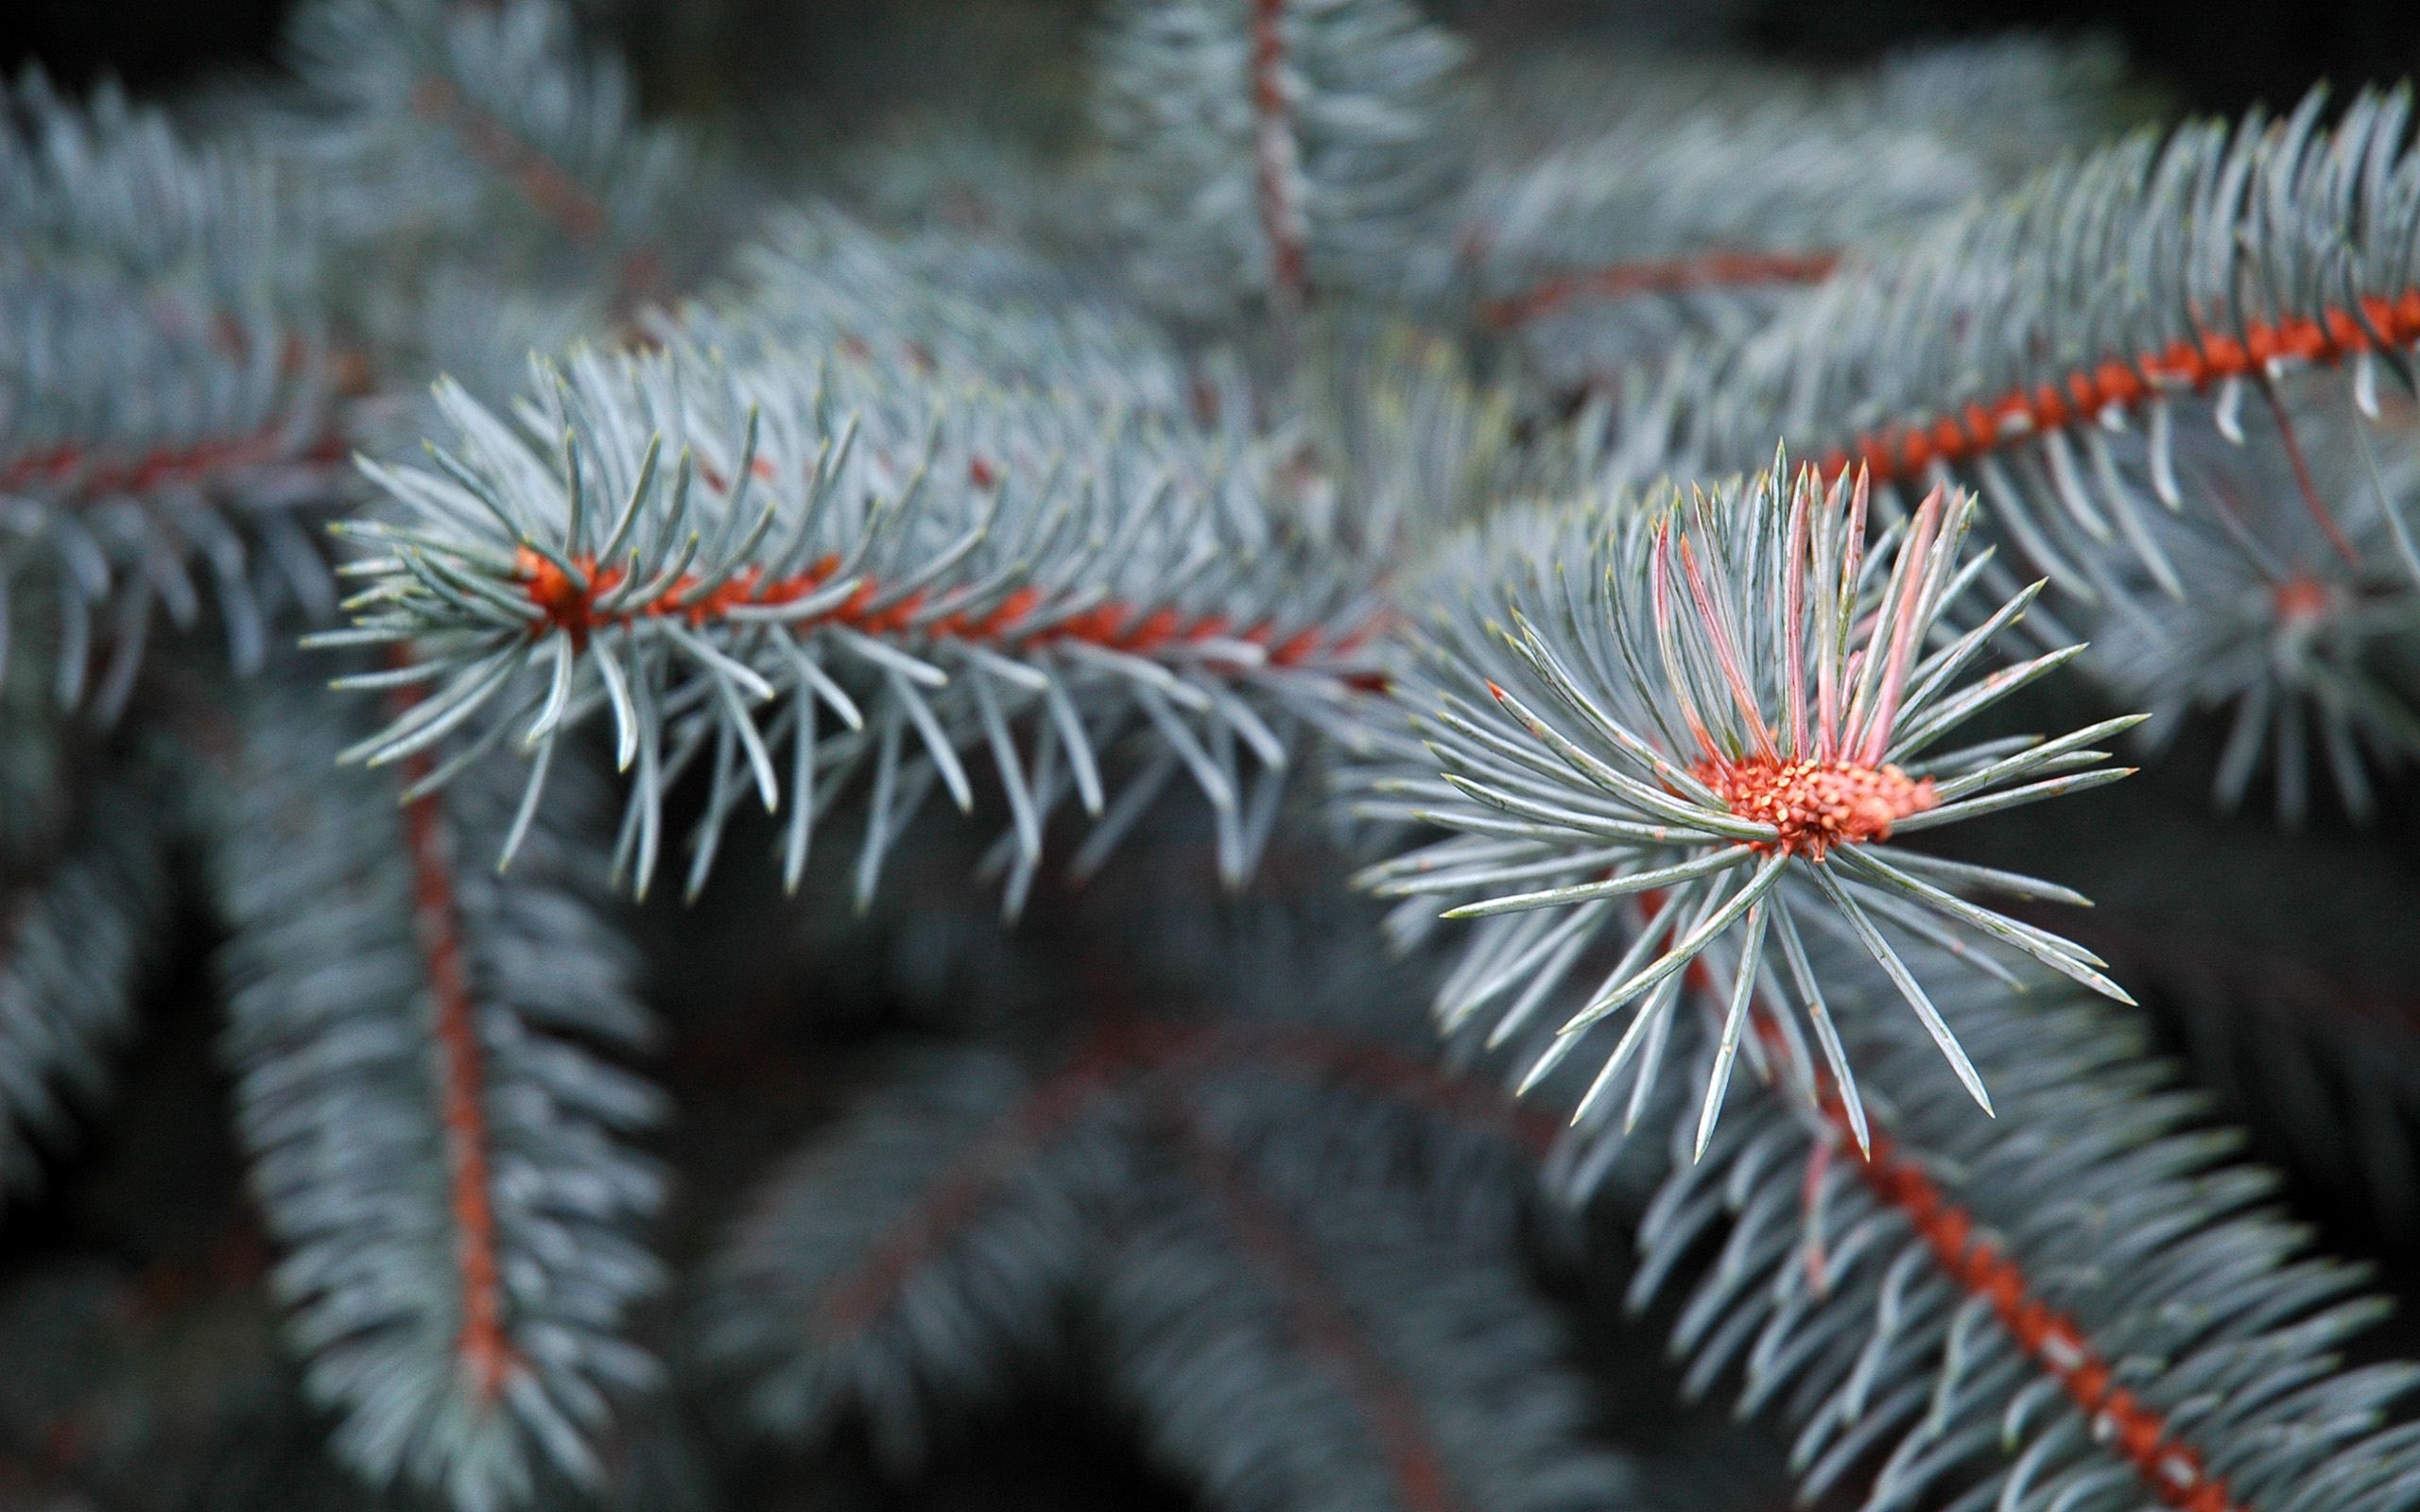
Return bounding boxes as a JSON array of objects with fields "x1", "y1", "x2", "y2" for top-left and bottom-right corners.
[{"x1": 1355, "y1": 458, "x2": 2143, "y2": 1155}]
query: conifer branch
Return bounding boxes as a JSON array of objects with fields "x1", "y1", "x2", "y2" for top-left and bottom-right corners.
[
  {"x1": 1356, "y1": 461, "x2": 2135, "y2": 1149},
  {"x1": 9, "y1": 10, "x2": 2419, "y2": 1509},
  {"x1": 700, "y1": 1007, "x2": 1583, "y2": 1488},
  {"x1": 397, "y1": 62, "x2": 662, "y2": 307},
  {"x1": 699, "y1": 1045, "x2": 1115, "y2": 1463},
  {"x1": 1249, "y1": 0, "x2": 1311, "y2": 321},
  {"x1": 329, "y1": 335, "x2": 1385, "y2": 902},
  {"x1": 709, "y1": 210, "x2": 1199, "y2": 418},
  {"x1": 1101, "y1": 1069, "x2": 1635, "y2": 1512},
  {"x1": 270, "y1": 0, "x2": 699, "y2": 303},
  {"x1": 1629, "y1": 960, "x2": 2420, "y2": 1512},
  {"x1": 1618, "y1": 88, "x2": 2420, "y2": 609},
  {"x1": 0, "y1": 67, "x2": 320, "y2": 305},
  {"x1": 1457, "y1": 112, "x2": 1963, "y2": 389},
  {"x1": 0, "y1": 1252, "x2": 715, "y2": 1512},
  {"x1": 1299, "y1": 326, "x2": 1523, "y2": 558},
  {"x1": 395, "y1": 698, "x2": 514, "y2": 1401},
  {"x1": 1449, "y1": 36, "x2": 2135, "y2": 383},
  {"x1": 1477, "y1": 251, "x2": 1842, "y2": 332},
  {"x1": 0, "y1": 72, "x2": 343, "y2": 706},
  {"x1": 205, "y1": 673, "x2": 665, "y2": 1511},
  {"x1": 0, "y1": 759, "x2": 172, "y2": 1205},
  {"x1": 2078, "y1": 411, "x2": 2420, "y2": 821},
  {"x1": 1124, "y1": 1129, "x2": 1473, "y2": 1512},
  {"x1": 406, "y1": 73, "x2": 614, "y2": 247},
  {"x1": 1092, "y1": 0, "x2": 1468, "y2": 323}
]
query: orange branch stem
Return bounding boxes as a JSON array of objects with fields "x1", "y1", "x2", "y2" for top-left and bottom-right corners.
[
  {"x1": 1478, "y1": 249, "x2": 1841, "y2": 330},
  {"x1": 1640, "y1": 878, "x2": 2247, "y2": 1512},
  {"x1": 1746, "y1": 1008, "x2": 2246, "y2": 1512},
  {"x1": 390, "y1": 679, "x2": 515, "y2": 1400},
  {"x1": 1251, "y1": 0, "x2": 1310, "y2": 313},
  {"x1": 1816, "y1": 289, "x2": 2420, "y2": 490},
  {"x1": 1, "y1": 426, "x2": 348, "y2": 500},
  {"x1": 512, "y1": 546, "x2": 1389, "y2": 690},
  {"x1": 1830, "y1": 1105, "x2": 2243, "y2": 1512}
]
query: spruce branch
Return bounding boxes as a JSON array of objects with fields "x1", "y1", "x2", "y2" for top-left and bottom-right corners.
[
  {"x1": 1861, "y1": 32, "x2": 2143, "y2": 175},
  {"x1": 2079, "y1": 412, "x2": 2420, "y2": 822},
  {"x1": 0, "y1": 72, "x2": 344, "y2": 711},
  {"x1": 0, "y1": 1258, "x2": 717, "y2": 1512},
  {"x1": 1629, "y1": 956, "x2": 2420, "y2": 1512},
  {"x1": 0, "y1": 755, "x2": 174, "y2": 1206},
  {"x1": 1477, "y1": 251, "x2": 1842, "y2": 335},
  {"x1": 1354, "y1": 461, "x2": 2135, "y2": 1153},
  {"x1": 1616, "y1": 88, "x2": 2420, "y2": 613},
  {"x1": 13, "y1": 13, "x2": 2420, "y2": 1510},
  {"x1": 699, "y1": 1005, "x2": 1616, "y2": 1508},
  {"x1": 1102, "y1": 1102, "x2": 1637, "y2": 1512},
  {"x1": 328, "y1": 335, "x2": 1386, "y2": 902},
  {"x1": 268, "y1": 0, "x2": 697, "y2": 304},
  {"x1": 0, "y1": 67, "x2": 320, "y2": 307},
  {"x1": 699, "y1": 208, "x2": 1201, "y2": 421},
  {"x1": 1091, "y1": 0, "x2": 1469, "y2": 327},
  {"x1": 1452, "y1": 35, "x2": 2138, "y2": 384},
  {"x1": 1298, "y1": 323, "x2": 1524, "y2": 558},
  {"x1": 203, "y1": 673, "x2": 665, "y2": 1512},
  {"x1": 1458, "y1": 109, "x2": 1967, "y2": 384},
  {"x1": 697, "y1": 1044, "x2": 1119, "y2": 1465},
  {"x1": 1468, "y1": 33, "x2": 2134, "y2": 175},
  {"x1": 1115, "y1": 1149, "x2": 1470, "y2": 1512}
]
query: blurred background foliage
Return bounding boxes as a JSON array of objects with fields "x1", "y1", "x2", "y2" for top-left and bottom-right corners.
[{"x1": 6, "y1": 3, "x2": 2420, "y2": 1510}]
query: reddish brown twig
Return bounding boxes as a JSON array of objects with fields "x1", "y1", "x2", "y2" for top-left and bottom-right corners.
[
  {"x1": 812, "y1": 1021, "x2": 1165, "y2": 1336},
  {"x1": 1813, "y1": 290, "x2": 2420, "y2": 493},
  {"x1": 1478, "y1": 249, "x2": 1840, "y2": 330},
  {"x1": 512, "y1": 546, "x2": 1390, "y2": 691},
  {"x1": 1, "y1": 427, "x2": 348, "y2": 501},
  {"x1": 1250, "y1": 0, "x2": 1311, "y2": 318},
  {"x1": 1754, "y1": 1003, "x2": 2248, "y2": 1512},
  {"x1": 406, "y1": 74, "x2": 665, "y2": 310},
  {"x1": 389, "y1": 679, "x2": 515, "y2": 1400}
]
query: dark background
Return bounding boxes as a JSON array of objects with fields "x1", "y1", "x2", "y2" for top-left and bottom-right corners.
[{"x1": 1, "y1": 0, "x2": 2414, "y2": 117}]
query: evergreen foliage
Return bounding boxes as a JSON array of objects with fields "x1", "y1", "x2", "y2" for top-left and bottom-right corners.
[
  {"x1": 5, "y1": 3, "x2": 2420, "y2": 1511},
  {"x1": 1092, "y1": 0, "x2": 1470, "y2": 324},
  {"x1": 1631, "y1": 956, "x2": 2420, "y2": 1512},
  {"x1": 0, "y1": 753, "x2": 173, "y2": 1205},
  {"x1": 204, "y1": 673, "x2": 665, "y2": 1511},
  {"x1": 1354, "y1": 463, "x2": 2135, "y2": 1153},
  {"x1": 0, "y1": 69, "x2": 337, "y2": 712}
]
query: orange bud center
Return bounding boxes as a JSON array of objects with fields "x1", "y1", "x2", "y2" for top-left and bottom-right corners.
[
  {"x1": 1694, "y1": 756, "x2": 1939, "y2": 859},
  {"x1": 2270, "y1": 574, "x2": 2338, "y2": 626}
]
